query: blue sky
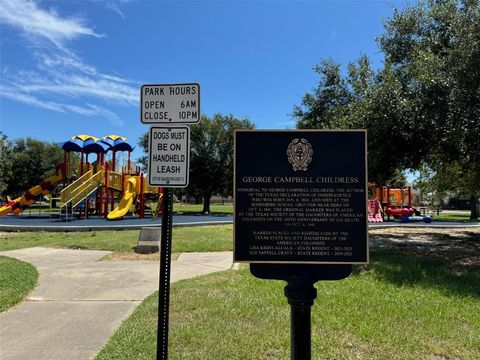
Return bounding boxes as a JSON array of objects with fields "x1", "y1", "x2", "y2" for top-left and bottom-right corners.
[{"x1": 1, "y1": 0, "x2": 408, "y2": 162}]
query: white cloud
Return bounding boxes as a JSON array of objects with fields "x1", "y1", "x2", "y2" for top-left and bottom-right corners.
[
  {"x1": 1, "y1": 86, "x2": 66, "y2": 112},
  {"x1": 105, "y1": 0, "x2": 126, "y2": 19},
  {"x1": 0, "y1": 0, "x2": 137, "y2": 126},
  {"x1": 0, "y1": 0, "x2": 103, "y2": 48},
  {"x1": 65, "y1": 103, "x2": 124, "y2": 127},
  {"x1": 13, "y1": 52, "x2": 138, "y2": 105},
  {"x1": 37, "y1": 52, "x2": 97, "y2": 75},
  {"x1": 1, "y1": 86, "x2": 124, "y2": 127}
]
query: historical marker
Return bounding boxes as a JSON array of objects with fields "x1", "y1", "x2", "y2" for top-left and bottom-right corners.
[
  {"x1": 234, "y1": 130, "x2": 368, "y2": 264},
  {"x1": 148, "y1": 126, "x2": 190, "y2": 188},
  {"x1": 141, "y1": 83, "x2": 200, "y2": 124}
]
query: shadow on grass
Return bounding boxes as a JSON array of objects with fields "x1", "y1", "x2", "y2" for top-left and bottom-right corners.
[
  {"x1": 62, "y1": 244, "x2": 89, "y2": 250},
  {"x1": 372, "y1": 230, "x2": 480, "y2": 242},
  {"x1": 355, "y1": 249, "x2": 480, "y2": 298},
  {"x1": 370, "y1": 230, "x2": 479, "y2": 256}
]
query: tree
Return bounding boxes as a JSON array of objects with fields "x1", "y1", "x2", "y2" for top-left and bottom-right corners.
[
  {"x1": 294, "y1": 57, "x2": 419, "y2": 185},
  {"x1": 0, "y1": 132, "x2": 13, "y2": 199},
  {"x1": 295, "y1": 0, "x2": 480, "y2": 219},
  {"x1": 294, "y1": 59, "x2": 352, "y2": 129},
  {"x1": 137, "y1": 114, "x2": 255, "y2": 214},
  {"x1": 415, "y1": 160, "x2": 479, "y2": 212},
  {"x1": 378, "y1": 0, "x2": 480, "y2": 219},
  {"x1": 4, "y1": 137, "x2": 64, "y2": 197},
  {"x1": 137, "y1": 133, "x2": 149, "y2": 172},
  {"x1": 189, "y1": 114, "x2": 254, "y2": 214}
]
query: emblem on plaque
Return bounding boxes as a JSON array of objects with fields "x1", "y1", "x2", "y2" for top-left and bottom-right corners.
[{"x1": 287, "y1": 138, "x2": 313, "y2": 171}]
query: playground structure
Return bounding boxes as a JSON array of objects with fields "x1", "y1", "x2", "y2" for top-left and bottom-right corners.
[
  {"x1": 0, "y1": 135, "x2": 163, "y2": 221},
  {"x1": 0, "y1": 172, "x2": 64, "y2": 217},
  {"x1": 368, "y1": 185, "x2": 421, "y2": 221}
]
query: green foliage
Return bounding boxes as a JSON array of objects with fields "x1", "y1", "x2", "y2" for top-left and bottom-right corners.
[
  {"x1": 294, "y1": 57, "x2": 420, "y2": 184},
  {"x1": 379, "y1": 0, "x2": 480, "y2": 218},
  {"x1": 294, "y1": 59, "x2": 352, "y2": 129},
  {"x1": 415, "y1": 160, "x2": 480, "y2": 216},
  {"x1": 379, "y1": 0, "x2": 480, "y2": 157},
  {"x1": 189, "y1": 114, "x2": 254, "y2": 213},
  {"x1": 295, "y1": 0, "x2": 480, "y2": 217},
  {"x1": 0, "y1": 256, "x2": 38, "y2": 312},
  {"x1": 137, "y1": 132, "x2": 148, "y2": 171},
  {"x1": 0, "y1": 132, "x2": 13, "y2": 197},
  {"x1": 138, "y1": 114, "x2": 254, "y2": 214},
  {"x1": 1, "y1": 136, "x2": 64, "y2": 197}
]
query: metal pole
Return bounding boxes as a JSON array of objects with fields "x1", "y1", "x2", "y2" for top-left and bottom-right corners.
[
  {"x1": 291, "y1": 303, "x2": 311, "y2": 359},
  {"x1": 284, "y1": 279, "x2": 317, "y2": 360},
  {"x1": 157, "y1": 187, "x2": 173, "y2": 360}
]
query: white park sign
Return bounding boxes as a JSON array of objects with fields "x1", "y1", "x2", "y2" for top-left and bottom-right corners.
[
  {"x1": 140, "y1": 83, "x2": 199, "y2": 360},
  {"x1": 141, "y1": 83, "x2": 200, "y2": 124},
  {"x1": 148, "y1": 126, "x2": 190, "y2": 187}
]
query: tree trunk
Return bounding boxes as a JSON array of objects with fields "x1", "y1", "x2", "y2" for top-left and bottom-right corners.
[
  {"x1": 470, "y1": 194, "x2": 479, "y2": 220},
  {"x1": 202, "y1": 194, "x2": 211, "y2": 214}
]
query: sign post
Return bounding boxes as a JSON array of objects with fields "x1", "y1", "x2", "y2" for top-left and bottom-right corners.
[
  {"x1": 157, "y1": 187, "x2": 173, "y2": 360},
  {"x1": 141, "y1": 83, "x2": 199, "y2": 360},
  {"x1": 234, "y1": 130, "x2": 368, "y2": 360}
]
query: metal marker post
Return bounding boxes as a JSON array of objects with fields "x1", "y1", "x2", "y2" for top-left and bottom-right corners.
[
  {"x1": 251, "y1": 264, "x2": 352, "y2": 360},
  {"x1": 157, "y1": 188, "x2": 173, "y2": 360},
  {"x1": 284, "y1": 278, "x2": 317, "y2": 360}
]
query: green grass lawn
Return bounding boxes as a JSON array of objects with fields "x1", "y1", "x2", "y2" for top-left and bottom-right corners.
[
  {"x1": 14, "y1": 202, "x2": 233, "y2": 216},
  {"x1": 171, "y1": 224, "x2": 232, "y2": 252},
  {"x1": 96, "y1": 249, "x2": 480, "y2": 360},
  {"x1": 0, "y1": 256, "x2": 38, "y2": 312},
  {"x1": 147, "y1": 202, "x2": 233, "y2": 215},
  {"x1": 1, "y1": 225, "x2": 478, "y2": 358},
  {"x1": 434, "y1": 211, "x2": 479, "y2": 222},
  {"x1": 0, "y1": 225, "x2": 233, "y2": 253},
  {"x1": 173, "y1": 203, "x2": 233, "y2": 215}
]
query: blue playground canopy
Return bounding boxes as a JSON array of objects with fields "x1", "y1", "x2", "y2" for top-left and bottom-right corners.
[
  {"x1": 83, "y1": 140, "x2": 111, "y2": 154},
  {"x1": 60, "y1": 139, "x2": 83, "y2": 152},
  {"x1": 101, "y1": 135, "x2": 134, "y2": 152},
  {"x1": 61, "y1": 135, "x2": 132, "y2": 154}
]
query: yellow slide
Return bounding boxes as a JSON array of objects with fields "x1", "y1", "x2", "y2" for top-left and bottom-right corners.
[
  {"x1": 107, "y1": 177, "x2": 137, "y2": 220},
  {"x1": 0, "y1": 174, "x2": 63, "y2": 217}
]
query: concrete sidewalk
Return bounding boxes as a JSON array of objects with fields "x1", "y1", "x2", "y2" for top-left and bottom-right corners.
[{"x1": 0, "y1": 247, "x2": 233, "y2": 360}]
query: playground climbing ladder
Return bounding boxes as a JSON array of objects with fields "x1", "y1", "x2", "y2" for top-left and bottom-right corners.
[{"x1": 60, "y1": 169, "x2": 104, "y2": 221}]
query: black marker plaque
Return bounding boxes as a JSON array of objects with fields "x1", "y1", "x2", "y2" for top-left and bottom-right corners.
[{"x1": 234, "y1": 130, "x2": 368, "y2": 264}]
